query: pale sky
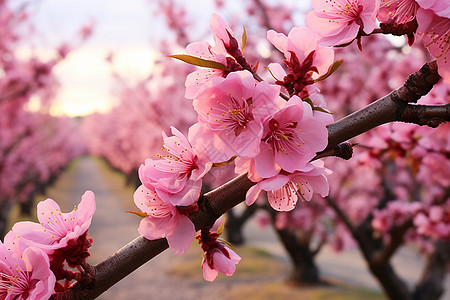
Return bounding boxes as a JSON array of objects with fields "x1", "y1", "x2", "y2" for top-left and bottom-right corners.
[
  {"x1": 17, "y1": 0, "x2": 219, "y2": 116},
  {"x1": 23, "y1": 0, "x2": 160, "y2": 116},
  {"x1": 20, "y1": 0, "x2": 309, "y2": 117}
]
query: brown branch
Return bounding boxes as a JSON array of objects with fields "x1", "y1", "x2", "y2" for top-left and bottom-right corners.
[
  {"x1": 326, "y1": 61, "x2": 441, "y2": 151},
  {"x1": 371, "y1": 218, "x2": 414, "y2": 266},
  {"x1": 54, "y1": 61, "x2": 443, "y2": 299},
  {"x1": 399, "y1": 103, "x2": 450, "y2": 128},
  {"x1": 391, "y1": 61, "x2": 442, "y2": 104}
]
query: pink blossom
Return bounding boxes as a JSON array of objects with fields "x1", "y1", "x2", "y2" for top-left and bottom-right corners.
[
  {"x1": 416, "y1": 8, "x2": 450, "y2": 83},
  {"x1": 7, "y1": 191, "x2": 96, "y2": 255},
  {"x1": 377, "y1": 0, "x2": 419, "y2": 24},
  {"x1": 139, "y1": 126, "x2": 212, "y2": 206},
  {"x1": 185, "y1": 41, "x2": 228, "y2": 99},
  {"x1": 253, "y1": 96, "x2": 329, "y2": 178},
  {"x1": 417, "y1": 152, "x2": 450, "y2": 187},
  {"x1": 306, "y1": 0, "x2": 381, "y2": 46},
  {"x1": 416, "y1": 0, "x2": 450, "y2": 17},
  {"x1": 267, "y1": 62, "x2": 334, "y2": 122},
  {"x1": 266, "y1": 27, "x2": 335, "y2": 99},
  {"x1": 267, "y1": 26, "x2": 335, "y2": 78},
  {"x1": 210, "y1": 12, "x2": 234, "y2": 52},
  {"x1": 246, "y1": 161, "x2": 330, "y2": 211},
  {"x1": 201, "y1": 246, "x2": 241, "y2": 281},
  {"x1": 134, "y1": 185, "x2": 196, "y2": 255},
  {"x1": 190, "y1": 71, "x2": 280, "y2": 162},
  {"x1": 184, "y1": 13, "x2": 242, "y2": 99},
  {"x1": 0, "y1": 244, "x2": 56, "y2": 300},
  {"x1": 372, "y1": 209, "x2": 392, "y2": 233},
  {"x1": 196, "y1": 229, "x2": 241, "y2": 281},
  {"x1": 413, "y1": 206, "x2": 450, "y2": 240}
]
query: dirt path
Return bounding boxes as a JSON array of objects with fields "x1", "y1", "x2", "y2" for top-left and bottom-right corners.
[{"x1": 34, "y1": 156, "x2": 449, "y2": 300}]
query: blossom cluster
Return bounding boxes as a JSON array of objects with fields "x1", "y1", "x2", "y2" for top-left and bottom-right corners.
[
  {"x1": 132, "y1": 12, "x2": 339, "y2": 281},
  {"x1": 1, "y1": 191, "x2": 96, "y2": 299},
  {"x1": 132, "y1": 0, "x2": 449, "y2": 280},
  {"x1": 305, "y1": 0, "x2": 449, "y2": 82}
]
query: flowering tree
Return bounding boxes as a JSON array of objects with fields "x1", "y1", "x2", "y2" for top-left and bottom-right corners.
[
  {"x1": 1, "y1": 0, "x2": 449, "y2": 299},
  {"x1": 0, "y1": 0, "x2": 87, "y2": 237}
]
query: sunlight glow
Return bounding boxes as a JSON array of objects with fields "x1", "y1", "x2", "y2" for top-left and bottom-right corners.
[{"x1": 16, "y1": 45, "x2": 157, "y2": 117}]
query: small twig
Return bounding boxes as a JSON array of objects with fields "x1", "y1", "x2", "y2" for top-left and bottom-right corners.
[{"x1": 313, "y1": 142, "x2": 355, "y2": 161}]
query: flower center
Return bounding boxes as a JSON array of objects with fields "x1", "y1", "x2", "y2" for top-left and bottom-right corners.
[
  {"x1": 262, "y1": 119, "x2": 302, "y2": 154},
  {"x1": 0, "y1": 270, "x2": 32, "y2": 297},
  {"x1": 157, "y1": 140, "x2": 198, "y2": 180},
  {"x1": 137, "y1": 188, "x2": 173, "y2": 219},
  {"x1": 210, "y1": 96, "x2": 254, "y2": 137},
  {"x1": 318, "y1": 0, "x2": 363, "y2": 24}
]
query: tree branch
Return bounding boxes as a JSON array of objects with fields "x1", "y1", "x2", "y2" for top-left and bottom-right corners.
[
  {"x1": 399, "y1": 103, "x2": 450, "y2": 128},
  {"x1": 53, "y1": 61, "x2": 443, "y2": 299},
  {"x1": 325, "y1": 61, "x2": 442, "y2": 151},
  {"x1": 414, "y1": 240, "x2": 450, "y2": 300},
  {"x1": 371, "y1": 218, "x2": 414, "y2": 266}
]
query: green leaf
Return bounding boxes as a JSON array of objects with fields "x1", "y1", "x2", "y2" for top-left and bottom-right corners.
[
  {"x1": 126, "y1": 211, "x2": 148, "y2": 218},
  {"x1": 216, "y1": 217, "x2": 226, "y2": 236},
  {"x1": 167, "y1": 54, "x2": 228, "y2": 69},
  {"x1": 241, "y1": 26, "x2": 247, "y2": 51},
  {"x1": 212, "y1": 155, "x2": 237, "y2": 168},
  {"x1": 314, "y1": 59, "x2": 344, "y2": 82},
  {"x1": 217, "y1": 238, "x2": 238, "y2": 251},
  {"x1": 303, "y1": 97, "x2": 333, "y2": 114},
  {"x1": 264, "y1": 66, "x2": 281, "y2": 81}
]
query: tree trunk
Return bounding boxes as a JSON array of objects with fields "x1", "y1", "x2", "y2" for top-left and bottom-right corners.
[
  {"x1": 0, "y1": 200, "x2": 13, "y2": 238},
  {"x1": 225, "y1": 205, "x2": 257, "y2": 245},
  {"x1": 19, "y1": 190, "x2": 35, "y2": 216},
  {"x1": 274, "y1": 225, "x2": 320, "y2": 284},
  {"x1": 413, "y1": 240, "x2": 450, "y2": 300},
  {"x1": 368, "y1": 261, "x2": 412, "y2": 300}
]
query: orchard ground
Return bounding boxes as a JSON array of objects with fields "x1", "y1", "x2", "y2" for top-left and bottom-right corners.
[{"x1": 8, "y1": 156, "x2": 450, "y2": 300}]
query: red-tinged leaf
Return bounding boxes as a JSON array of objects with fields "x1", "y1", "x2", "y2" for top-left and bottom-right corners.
[
  {"x1": 253, "y1": 61, "x2": 260, "y2": 72},
  {"x1": 126, "y1": 211, "x2": 148, "y2": 218},
  {"x1": 167, "y1": 54, "x2": 228, "y2": 69},
  {"x1": 241, "y1": 26, "x2": 247, "y2": 51},
  {"x1": 314, "y1": 59, "x2": 344, "y2": 82}
]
